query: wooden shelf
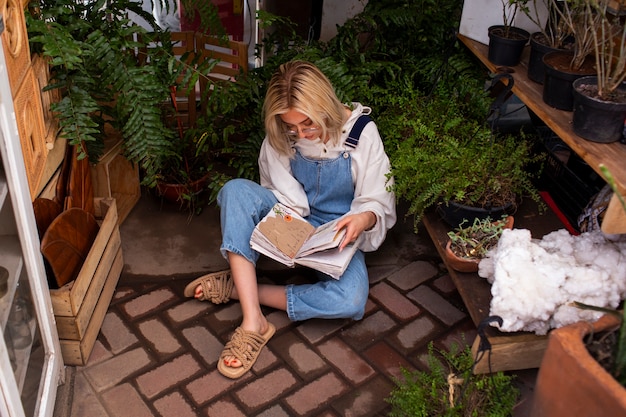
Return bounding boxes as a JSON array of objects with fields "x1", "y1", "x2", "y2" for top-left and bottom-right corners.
[{"x1": 458, "y1": 34, "x2": 626, "y2": 233}]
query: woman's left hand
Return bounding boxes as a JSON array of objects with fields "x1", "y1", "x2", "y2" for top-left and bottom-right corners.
[{"x1": 334, "y1": 211, "x2": 376, "y2": 251}]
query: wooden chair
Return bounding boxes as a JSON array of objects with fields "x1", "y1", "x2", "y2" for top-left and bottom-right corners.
[
  {"x1": 194, "y1": 33, "x2": 249, "y2": 113},
  {"x1": 137, "y1": 31, "x2": 198, "y2": 129}
]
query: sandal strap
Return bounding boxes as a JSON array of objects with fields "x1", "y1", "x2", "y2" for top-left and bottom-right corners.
[
  {"x1": 221, "y1": 327, "x2": 267, "y2": 368},
  {"x1": 199, "y1": 271, "x2": 233, "y2": 304}
]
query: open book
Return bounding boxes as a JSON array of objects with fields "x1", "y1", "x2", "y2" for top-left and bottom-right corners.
[{"x1": 250, "y1": 203, "x2": 361, "y2": 279}]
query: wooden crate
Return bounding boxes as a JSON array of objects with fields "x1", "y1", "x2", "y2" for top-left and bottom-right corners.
[
  {"x1": 50, "y1": 198, "x2": 124, "y2": 365},
  {"x1": 90, "y1": 138, "x2": 140, "y2": 225}
]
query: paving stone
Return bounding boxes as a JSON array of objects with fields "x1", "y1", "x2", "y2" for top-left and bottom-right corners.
[
  {"x1": 331, "y1": 375, "x2": 395, "y2": 416},
  {"x1": 166, "y1": 300, "x2": 211, "y2": 323},
  {"x1": 387, "y1": 261, "x2": 438, "y2": 290},
  {"x1": 205, "y1": 399, "x2": 247, "y2": 417},
  {"x1": 362, "y1": 340, "x2": 416, "y2": 381},
  {"x1": 250, "y1": 342, "x2": 280, "y2": 373},
  {"x1": 296, "y1": 318, "x2": 348, "y2": 344},
  {"x1": 69, "y1": 372, "x2": 108, "y2": 417},
  {"x1": 153, "y1": 391, "x2": 197, "y2": 417},
  {"x1": 100, "y1": 383, "x2": 153, "y2": 417},
  {"x1": 86, "y1": 339, "x2": 113, "y2": 365},
  {"x1": 122, "y1": 288, "x2": 177, "y2": 318},
  {"x1": 182, "y1": 325, "x2": 223, "y2": 366},
  {"x1": 341, "y1": 310, "x2": 396, "y2": 351},
  {"x1": 367, "y1": 264, "x2": 398, "y2": 284},
  {"x1": 100, "y1": 311, "x2": 139, "y2": 354},
  {"x1": 138, "y1": 317, "x2": 181, "y2": 355},
  {"x1": 393, "y1": 315, "x2": 439, "y2": 353},
  {"x1": 136, "y1": 354, "x2": 202, "y2": 399},
  {"x1": 84, "y1": 348, "x2": 151, "y2": 392},
  {"x1": 284, "y1": 372, "x2": 349, "y2": 416},
  {"x1": 213, "y1": 303, "x2": 243, "y2": 326},
  {"x1": 432, "y1": 273, "x2": 457, "y2": 294},
  {"x1": 407, "y1": 285, "x2": 466, "y2": 326},
  {"x1": 235, "y1": 368, "x2": 297, "y2": 411},
  {"x1": 369, "y1": 282, "x2": 420, "y2": 320},
  {"x1": 255, "y1": 404, "x2": 292, "y2": 417},
  {"x1": 270, "y1": 332, "x2": 327, "y2": 379},
  {"x1": 185, "y1": 370, "x2": 252, "y2": 405},
  {"x1": 317, "y1": 338, "x2": 375, "y2": 385}
]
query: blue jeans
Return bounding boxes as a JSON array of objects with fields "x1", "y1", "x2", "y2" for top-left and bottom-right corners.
[{"x1": 217, "y1": 178, "x2": 369, "y2": 321}]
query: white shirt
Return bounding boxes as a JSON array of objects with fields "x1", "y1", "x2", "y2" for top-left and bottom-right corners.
[{"x1": 259, "y1": 103, "x2": 396, "y2": 252}]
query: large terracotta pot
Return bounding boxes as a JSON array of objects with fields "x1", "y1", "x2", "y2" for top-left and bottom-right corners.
[{"x1": 530, "y1": 314, "x2": 626, "y2": 416}]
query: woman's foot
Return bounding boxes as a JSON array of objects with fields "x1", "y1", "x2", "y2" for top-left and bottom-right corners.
[
  {"x1": 183, "y1": 270, "x2": 234, "y2": 303},
  {"x1": 217, "y1": 320, "x2": 276, "y2": 379}
]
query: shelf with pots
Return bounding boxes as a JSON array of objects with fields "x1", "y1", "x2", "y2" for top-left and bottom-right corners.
[{"x1": 457, "y1": 33, "x2": 626, "y2": 235}]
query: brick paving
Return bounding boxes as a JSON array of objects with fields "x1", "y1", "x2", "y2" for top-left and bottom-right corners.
[{"x1": 53, "y1": 195, "x2": 537, "y2": 417}]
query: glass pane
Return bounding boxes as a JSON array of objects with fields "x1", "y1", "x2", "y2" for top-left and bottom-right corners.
[{"x1": 3, "y1": 272, "x2": 44, "y2": 417}]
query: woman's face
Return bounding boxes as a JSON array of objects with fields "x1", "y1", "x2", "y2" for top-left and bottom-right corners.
[{"x1": 280, "y1": 109, "x2": 322, "y2": 141}]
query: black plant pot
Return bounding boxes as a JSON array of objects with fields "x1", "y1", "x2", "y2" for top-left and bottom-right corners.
[
  {"x1": 437, "y1": 200, "x2": 515, "y2": 229},
  {"x1": 572, "y1": 76, "x2": 626, "y2": 144},
  {"x1": 543, "y1": 51, "x2": 595, "y2": 111},
  {"x1": 527, "y1": 32, "x2": 569, "y2": 84},
  {"x1": 487, "y1": 25, "x2": 530, "y2": 67}
]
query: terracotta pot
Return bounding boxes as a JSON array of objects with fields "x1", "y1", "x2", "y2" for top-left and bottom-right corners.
[
  {"x1": 444, "y1": 215, "x2": 514, "y2": 273},
  {"x1": 530, "y1": 314, "x2": 626, "y2": 416},
  {"x1": 156, "y1": 173, "x2": 210, "y2": 204}
]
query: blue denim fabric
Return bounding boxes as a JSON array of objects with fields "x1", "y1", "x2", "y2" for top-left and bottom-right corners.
[{"x1": 217, "y1": 148, "x2": 369, "y2": 321}]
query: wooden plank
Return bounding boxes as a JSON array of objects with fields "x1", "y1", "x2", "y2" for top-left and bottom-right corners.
[
  {"x1": 54, "y1": 227, "x2": 122, "y2": 340},
  {"x1": 471, "y1": 332, "x2": 548, "y2": 374},
  {"x1": 59, "y1": 247, "x2": 123, "y2": 365}
]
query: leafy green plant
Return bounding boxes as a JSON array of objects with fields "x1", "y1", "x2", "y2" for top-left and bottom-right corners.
[
  {"x1": 385, "y1": 84, "x2": 544, "y2": 231},
  {"x1": 26, "y1": 0, "x2": 225, "y2": 186},
  {"x1": 386, "y1": 342, "x2": 519, "y2": 417},
  {"x1": 447, "y1": 215, "x2": 510, "y2": 260}
]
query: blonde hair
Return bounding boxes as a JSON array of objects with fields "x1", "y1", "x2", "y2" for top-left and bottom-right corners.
[{"x1": 263, "y1": 60, "x2": 347, "y2": 155}]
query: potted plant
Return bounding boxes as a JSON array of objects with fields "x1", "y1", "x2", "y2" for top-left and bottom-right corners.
[
  {"x1": 385, "y1": 78, "x2": 544, "y2": 232},
  {"x1": 445, "y1": 215, "x2": 514, "y2": 273},
  {"x1": 488, "y1": 0, "x2": 532, "y2": 66},
  {"x1": 541, "y1": 0, "x2": 598, "y2": 110},
  {"x1": 386, "y1": 341, "x2": 519, "y2": 416},
  {"x1": 571, "y1": 0, "x2": 626, "y2": 143},
  {"x1": 521, "y1": 0, "x2": 575, "y2": 83}
]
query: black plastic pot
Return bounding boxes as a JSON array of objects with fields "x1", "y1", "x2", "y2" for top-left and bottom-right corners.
[
  {"x1": 543, "y1": 51, "x2": 595, "y2": 111},
  {"x1": 572, "y1": 76, "x2": 626, "y2": 143},
  {"x1": 437, "y1": 200, "x2": 515, "y2": 229},
  {"x1": 528, "y1": 32, "x2": 567, "y2": 84},
  {"x1": 487, "y1": 25, "x2": 530, "y2": 67}
]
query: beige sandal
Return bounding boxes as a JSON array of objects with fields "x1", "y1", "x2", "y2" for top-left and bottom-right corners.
[
  {"x1": 217, "y1": 323, "x2": 276, "y2": 379},
  {"x1": 183, "y1": 270, "x2": 233, "y2": 304}
]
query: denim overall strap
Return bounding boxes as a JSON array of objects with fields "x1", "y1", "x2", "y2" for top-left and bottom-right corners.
[{"x1": 344, "y1": 114, "x2": 372, "y2": 149}]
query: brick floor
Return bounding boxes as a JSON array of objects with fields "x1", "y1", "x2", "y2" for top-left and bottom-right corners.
[{"x1": 52, "y1": 196, "x2": 537, "y2": 417}]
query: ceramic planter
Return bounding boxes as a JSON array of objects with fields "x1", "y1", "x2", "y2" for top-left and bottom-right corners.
[
  {"x1": 531, "y1": 314, "x2": 626, "y2": 416},
  {"x1": 156, "y1": 173, "x2": 210, "y2": 204},
  {"x1": 572, "y1": 76, "x2": 626, "y2": 144},
  {"x1": 542, "y1": 51, "x2": 596, "y2": 111},
  {"x1": 444, "y1": 215, "x2": 514, "y2": 273},
  {"x1": 487, "y1": 25, "x2": 530, "y2": 67}
]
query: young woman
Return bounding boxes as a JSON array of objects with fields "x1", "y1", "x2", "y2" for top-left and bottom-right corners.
[{"x1": 185, "y1": 60, "x2": 396, "y2": 379}]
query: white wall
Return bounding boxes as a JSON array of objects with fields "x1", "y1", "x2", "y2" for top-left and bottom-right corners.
[{"x1": 320, "y1": 0, "x2": 367, "y2": 42}]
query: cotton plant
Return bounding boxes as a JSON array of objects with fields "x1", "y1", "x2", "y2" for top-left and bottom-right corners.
[{"x1": 479, "y1": 228, "x2": 626, "y2": 335}]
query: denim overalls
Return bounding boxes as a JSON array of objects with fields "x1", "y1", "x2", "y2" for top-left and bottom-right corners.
[{"x1": 217, "y1": 124, "x2": 370, "y2": 321}]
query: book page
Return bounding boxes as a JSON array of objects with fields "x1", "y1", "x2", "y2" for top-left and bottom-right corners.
[
  {"x1": 298, "y1": 219, "x2": 346, "y2": 257},
  {"x1": 256, "y1": 204, "x2": 314, "y2": 259}
]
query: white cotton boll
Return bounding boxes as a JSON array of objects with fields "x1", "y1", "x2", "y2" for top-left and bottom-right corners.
[
  {"x1": 478, "y1": 252, "x2": 496, "y2": 283},
  {"x1": 539, "y1": 229, "x2": 575, "y2": 256}
]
